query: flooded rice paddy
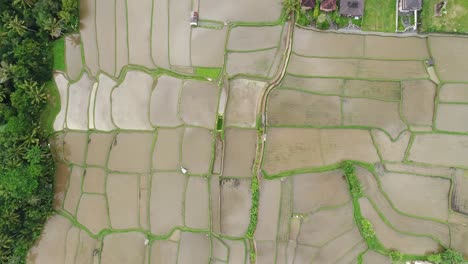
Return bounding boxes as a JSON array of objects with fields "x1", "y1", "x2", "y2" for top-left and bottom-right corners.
[{"x1": 30, "y1": 0, "x2": 468, "y2": 263}]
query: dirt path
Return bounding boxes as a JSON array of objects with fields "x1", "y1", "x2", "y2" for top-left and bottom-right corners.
[{"x1": 249, "y1": 12, "x2": 295, "y2": 263}]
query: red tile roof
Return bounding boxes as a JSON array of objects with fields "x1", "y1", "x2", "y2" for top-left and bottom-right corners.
[
  {"x1": 301, "y1": 0, "x2": 316, "y2": 9},
  {"x1": 320, "y1": 0, "x2": 337, "y2": 11}
]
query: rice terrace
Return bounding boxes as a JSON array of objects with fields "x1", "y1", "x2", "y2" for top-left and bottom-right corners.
[{"x1": 1, "y1": 0, "x2": 468, "y2": 263}]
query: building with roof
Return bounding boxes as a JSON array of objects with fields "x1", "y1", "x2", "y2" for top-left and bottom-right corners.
[
  {"x1": 320, "y1": 0, "x2": 337, "y2": 12},
  {"x1": 340, "y1": 0, "x2": 364, "y2": 17},
  {"x1": 301, "y1": 0, "x2": 316, "y2": 9},
  {"x1": 399, "y1": 0, "x2": 422, "y2": 12}
]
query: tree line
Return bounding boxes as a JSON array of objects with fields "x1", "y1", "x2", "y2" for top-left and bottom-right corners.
[{"x1": 0, "y1": 0, "x2": 78, "y2": 262}]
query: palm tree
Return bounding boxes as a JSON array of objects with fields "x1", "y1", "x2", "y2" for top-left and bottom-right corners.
[
  {"x1": 0, "y1": 61, "x2": 13, "y2": 84},
  {"x1": 282, "y1": 0, "x2": 301, "y2": 14},
  {"x1": 43, "y1": 18, "x2": 63, "y2": 38},
  {"x1": 12, "y1": 0, "x2": 34, "y2": 9},
  {"x1": 18, "y1": 80, "x2": 48, "y2": 106},
  {"x1": 6, "y1": 16, "x2": 28, "y2": 36},
  {"x1": 0, "y1": 85, "x2": 7, "y2": 103}
]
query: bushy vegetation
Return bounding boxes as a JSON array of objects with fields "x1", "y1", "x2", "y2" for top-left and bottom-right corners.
[
  {"x1": 343, "y1": 162, "x2": 362, "y2": 199},
  {"x1": 0, "y1": 0, "x2": 79, "y2": 262},
  {"x1": 246, "y1": 176, "x2": 259, "y2": 238},
  {"x1": 427, "y1": 249, "x2": 465, "y2": 264},
  {"x1": 316, "y1": 13, "x2": 330, "y2": 30}
]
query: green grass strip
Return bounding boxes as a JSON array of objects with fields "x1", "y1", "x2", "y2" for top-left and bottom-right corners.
[
  {"x1": 194, "y1": 67, "x2": 222, "y2": 79},
  {"x1": 52, "y1": 37, "x2": 66, "y2": 72},
  {"x1": 40, "y1": 80, "x2": 61, "y2": 136}
]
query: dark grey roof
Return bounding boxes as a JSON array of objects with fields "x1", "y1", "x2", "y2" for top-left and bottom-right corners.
[
  {"x1": 301, "y1": 0, "x2": 316, "y2": 9},
  {"x1": 340, "y1": 0, "x2": 364, "y2": 16},
  {"x1": 401, "y1": 0, "x2": 422, "y2": 11}
]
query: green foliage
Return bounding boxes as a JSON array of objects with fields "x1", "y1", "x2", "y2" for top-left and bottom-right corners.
[
  {"x1": 360, "y1": 218, "x2": 375, "y2": 240},
  {"x1": 246, "y1": 176, "x2": 260, "y2": 238},
  {"x1": 194, "y1": 67, "x2": 221, "y2": 79},
  {"x1": 343, "y1": 161, "x2": 362, "y2": 199},
  {"x1": 0, "y1": 0, "x2": 78, "y2": 262},
  {"x1": 427, "y1": 249, "x2": 466, "y2": 264},
  {"x1": 316, "y1": 13, "x2": 330, "y2": 30},
  {"x1": 297, "y1": 10, "x2": 311, "y2": 27},
  {"x1": 52, "y1": 38, "x2": 66, "y2": 71},
  {"x1": 390, "y1": 251, "x2": 404, "y2": 262},
  {"x1": 428, "y1": 254, "x2": 443, "y2": 263},
  {"x1": 361, "y1": 0, "x2": 396, "y2": 32},
  {"x1": 282, "y1": 0, "x2": 301, "y2": 14},
  {"x1": 335, "y1": 16, "x2": 349, "y2": 28},
  {"x1": 313, "y1": 0, "x2": 320, "y2": 19},
  {"x1": 352, "y1": 17, "x2": 363, "y2": 27}
]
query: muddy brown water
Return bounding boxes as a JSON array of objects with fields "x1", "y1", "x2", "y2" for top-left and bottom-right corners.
[
  {"x1": 401, "y1": 80, "x2": 436, "y2": 126},
  {"x1": 184, "y1": 177, "x2": 210, "y2": 229},
  {"x1": 79, "y1": 0, "x2": 99, "y2": 75},
  {"x1": 226, "y1": 49, "x2": 277, "y2": 77},
  {"x1": 177, "y1": 232, "x2": 210, "y2": 264},
  {"x1": 150, "y1": 76, "x2": 182, "y2": 127},
  {"x1": 255, "y1": 179, "x2": 281, "y2": 241},
  {"x1": 153, "y1": 127, "x2": 183, "y2": 171},
  {"x1": 229, "y1": 25, "x2": 282, "y2": 51},
  {"x1": 220, "y1": 178, "x2": 252, "y2": 237},
  {"x1": 107, "y1": 132, "x2": 154, "y2": 173},
  {"x1": 180, "y1": 80, "x2": 219, "y2": 129},
  {"x1": 298, "y1": 204, "x2": 355, "y2": 246},
  {"x1": 151, "y1": 0, "x2": 169, "y2": 68},
  {"x1": 223, "y1": 128, "x2": 257, "y2": 177},
  {"x1": 191, "y1": 27, "x2": 226, "y2": 67},
  {"x1": 429, "y1": 36, "x2": 468, "y2": 82},
  {"x1": 107, "y1": 173, "x2": 139, "y2": 229},
  {"x1": 225, "y1": 78, "x2": 266, "y2": 128},
  {"x1": 181, "y1": 127, "x2": 213, "y2": 174},
  {"x1": 357, "y1": 167, "x2": 450, "y2": 247},
  {"x1": 86, "y1": 132, "x2": 114, "y2": 166},
  {"x1": 53, "y1": 162, "x2": 70, "y2": 210},
  {"x1": 111, "y1": 70, "x2": 153, "y2": 130},
  {"x1": 268, "y1": 89, "x2": 341, "y2": 126},
  {"x1": 359, "y1": 197, "x2": 441, "y2": 255},
  {"x1": 127, "y1": 0, "x2": 153, "y2": 68},
  {"x1": 150, "y1": 172, "x2": 186, "y2": 235},
  {"x1": 293, "y1": 170, "x2": 350, "y2": 214},
  {"x1": 96, "y1": 0, "x2": 115, "y2": 75},
  {"x1": 65, "y1": 34, "x2": 83, "y2": 80},
  {"x1": 380, "y1": 172, "x2": 450, "y2": 220}
]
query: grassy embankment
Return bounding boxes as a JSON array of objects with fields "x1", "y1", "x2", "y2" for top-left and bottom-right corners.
[
  {"x1": 421, "y1": 0, "x2": 468, "y2": 33},
  {"x1": 361, "y1": 0, "x2": 397, "y2": 32}
]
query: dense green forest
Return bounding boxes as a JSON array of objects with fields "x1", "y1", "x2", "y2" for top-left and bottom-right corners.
[{"x1": 0, "y1": 0, "x2": 78, "y2": 262}]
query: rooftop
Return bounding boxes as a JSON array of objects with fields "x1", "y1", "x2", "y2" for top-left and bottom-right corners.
[
  {"x1": 400, "y1": 0, "x2": 422, "y2": 11},
  {"x1": 340, "y1": 0, "x2": 364, "y2": 17},
  {"x1": 320, "y1": 0, "x2": 337, "y2": 11},
  {"x1": 301, "y1": 0, "x2": 316, "y2": 9}
]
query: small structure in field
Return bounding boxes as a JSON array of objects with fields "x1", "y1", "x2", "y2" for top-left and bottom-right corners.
[
  {"x1": 320, "y1": 0, "x2": 337, "y2": 12},
  {"x1": 340, "y1": 0, "x2": 365, "y2": 17},
  {"x1": 399, "y1": 0, "x2": 422, "y2": 12},
  {"x1": 434, "y1": 1, "x2": 447, "y2": 16},
  {"x1": 301, "y1": 0, "x2": 316, "y2": 9},
  {"x1": 190, "y1": 11, "x2": 199, "y2": 26}
]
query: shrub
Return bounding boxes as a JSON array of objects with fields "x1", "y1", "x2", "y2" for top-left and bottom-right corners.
[
  {"x1": 390, "y1": 251, "x2": 404, "y2": 262},
  {"x1": 313, "y1": 0, "x2": 320, "y2": 19},
  {"x1": 343, "y1": 162, "x2": 362, "y2": 198},
  {"x1": 336, "y1": 16, "x2": 349, "y2": 28},
  {"x1": 360, "y1": 218, "x2": 375, "y2": 240},
  {"x1": 297, "y1": 9, "x2": 310, "y2": 26},
  {"x1": 316, "y1": 13, "x2": 330, "y2": 30}
]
